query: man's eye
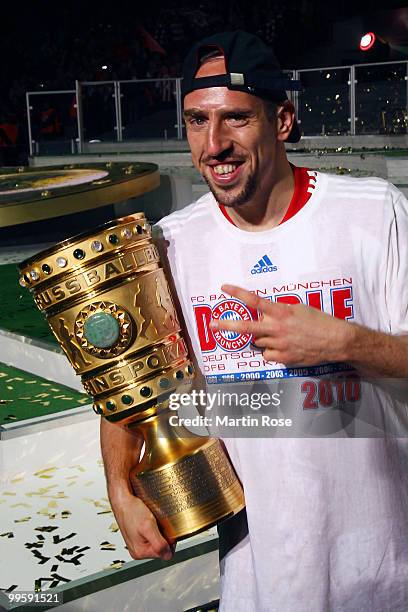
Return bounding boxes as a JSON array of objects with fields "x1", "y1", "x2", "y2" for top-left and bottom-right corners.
[
  {"x1": 227, "y1": 115, "x2": 248, "y2": 125},
  {"x1": 187, "y1": 116, "x2": 206, "y2": 127}
]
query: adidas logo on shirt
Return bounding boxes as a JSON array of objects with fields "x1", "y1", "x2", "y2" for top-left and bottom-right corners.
[{"x1": 251, "y1": 255, "x2": 278, "y2": 274}]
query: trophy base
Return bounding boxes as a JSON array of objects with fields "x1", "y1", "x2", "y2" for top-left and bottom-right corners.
[{"x1": 129, "y1": 415, "x2": 245, "y2": 541}]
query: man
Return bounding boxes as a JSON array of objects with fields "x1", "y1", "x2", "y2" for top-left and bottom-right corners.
[{"x1": 101, "y1": 31, "x2": 408, "y2": 611}]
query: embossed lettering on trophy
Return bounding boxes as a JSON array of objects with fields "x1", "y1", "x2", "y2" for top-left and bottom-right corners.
[{"x1": 19, "y1": 214, "x2": 245, "y2": 540}]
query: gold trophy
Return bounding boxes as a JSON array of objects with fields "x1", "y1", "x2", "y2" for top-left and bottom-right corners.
[{"x1": 19, "y1": 214, "x2": 245, "y2": 540}]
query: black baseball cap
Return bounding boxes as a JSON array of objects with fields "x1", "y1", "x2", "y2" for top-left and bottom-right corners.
[{"x1": 182, "y1": 30, "x2": 302, "y2": 143}]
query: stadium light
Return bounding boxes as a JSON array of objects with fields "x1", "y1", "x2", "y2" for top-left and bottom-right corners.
[{"x1": 359, "y1": 32, "x2": 376, "y2": 51}]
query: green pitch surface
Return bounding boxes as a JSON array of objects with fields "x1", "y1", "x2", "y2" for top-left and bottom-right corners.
[
  {"x1": 0, "y1": 263, "x2": 57, "y2": 345},
  {"x1": 0, "y1": 363, "x2": 90, "y2": 425}
]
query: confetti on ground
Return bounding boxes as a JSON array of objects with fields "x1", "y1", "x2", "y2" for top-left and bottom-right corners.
[
  {"x1": 25, "y1": 542, "x2": 44, "y2": 550},
  {"x1": 70, "y1": 466, "x2": 86, "y2": 473},
  {"x1": 34, "y1": 468, "x2": 58, "y2": 477},
  {"x1": 0, "y1": 361, "x2": 90, "y2": 425},
  {"x1": 31, "y1": 550, "x2": 50, "y2": 565},
  {"x1": 52, "y1": 533, "x2": 76, "y2": 544},
  {"x1": 106, "y1": 560, "x2": 126, "y2": 570},
  {"x1": 0, "y1": 459, "x2": 211, "y2": 592},
  {"x1": 26, "y1": 485, "x2": 58, "y2": 497},
  {"x1": 55, "y1": 554, "x2": 85, "y2": 566},
  {"x1": 100, "y1": 541, "x2": 116, "y2": 551},
  {"x1": 35, "y1": 526, "x2": 59, "y2": 533},
  {"x1": 0, "y1": 585, "x2": 18, "y2": 592},
  {"x1": 14, "y1": 516, "x2": 31, "y2": 523}
]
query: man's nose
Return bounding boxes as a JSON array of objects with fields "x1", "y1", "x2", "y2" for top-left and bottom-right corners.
[{"x1": 205, "y1": 120, "x2": 232, "y2": 158}]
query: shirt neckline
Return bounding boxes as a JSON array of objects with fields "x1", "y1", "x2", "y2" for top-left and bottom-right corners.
[
  {"x1": 209, "y1": 167, "x2": 327, "y2": 243},
  {"x1": 218, "y1": 165, "x2": 313, "y2": 227}
]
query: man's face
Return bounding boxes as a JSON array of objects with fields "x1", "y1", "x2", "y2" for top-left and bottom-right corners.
[{"x1": 183, "y1": 58, "x2": 278, "y2": 208}]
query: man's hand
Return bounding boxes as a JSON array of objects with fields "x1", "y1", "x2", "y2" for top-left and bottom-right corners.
[
  {"x1": 209, "y1": 284, "x2": 353, "y2": 366},
  {"x1": 100, "y1": 418, "x2": 175, "y2": 562},
  {"x1": 110, "y1": 489, "x2": 175, "y2": 561}
]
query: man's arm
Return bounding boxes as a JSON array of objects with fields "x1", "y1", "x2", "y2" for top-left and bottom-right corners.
[
  {"x1": 209, "y1": 284, "x2": 408, "y2": 378},
  {"x1": 100, "y1": 418, "x2": 173, "y2": 560}
]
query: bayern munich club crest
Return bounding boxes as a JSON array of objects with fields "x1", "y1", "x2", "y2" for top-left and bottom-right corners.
[{"x1": 211, "y1": 299, "x2": 253, "y2": 351}]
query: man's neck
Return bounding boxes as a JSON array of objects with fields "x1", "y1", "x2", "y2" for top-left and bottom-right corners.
[{"x1": 222, "y1": 160, "x2": 295, "y2": 231}]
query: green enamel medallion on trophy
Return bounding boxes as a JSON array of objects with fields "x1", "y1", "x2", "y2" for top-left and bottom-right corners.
[{"x1": 84, "y1": 312, "x2": 120, "y2": 348}]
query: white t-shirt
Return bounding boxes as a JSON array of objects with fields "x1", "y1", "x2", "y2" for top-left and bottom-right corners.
[{"x1": 156, "y1": 171, "x2": 408, "y2": 611}]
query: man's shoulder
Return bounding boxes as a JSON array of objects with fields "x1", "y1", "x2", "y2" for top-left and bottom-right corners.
[
  {"x1": 155, "y1": 191, "x2": 214, "y2": 237},
  {"x1": 322, "y1": 172, "x2": 392, "y2": 197},
  {"x1": 318, "y1": 172, "x2": 408, "y2": 216}
]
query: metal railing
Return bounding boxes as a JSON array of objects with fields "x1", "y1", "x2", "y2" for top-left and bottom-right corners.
[{"x1": 26, "y1": 60, "x2": 408, "y2": 156}]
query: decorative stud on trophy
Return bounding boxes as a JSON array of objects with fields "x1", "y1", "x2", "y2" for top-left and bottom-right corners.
[{"x1": 19, "y1": 214, "x2": 245, "y2": 540}]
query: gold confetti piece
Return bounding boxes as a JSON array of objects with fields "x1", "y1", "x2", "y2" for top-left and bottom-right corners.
[
  {"x1": 38, "y1": 475, "x2": 54, "y2": 479},
  {"x1": 0, "y1": 532, "x2": 14, "y2": 538},
  {"x1": 35, "y1": 526, "x2": 59, "y2": 533},
  {"x1": 34, "y1": 467, "x2": 58, "y2": 476},
  {"x1": 11, "y1": 503, "x2": 31, "y2": 509},
  {"x1": 10, "y1": 476, "x2": 24, "y2": 483},
  {"x1": 100, "y1": 542, "x2": 116, "y2": 550},
  {"x1": 70, "y1": 465, "x2": 86, "y2": 473},
  {"x1": 85, "y1": 481, "x2": 94, "y2": 486},
  {"x1": 37, "y1": 508, "x2": 52, "y2": 516},
  {"x1": 48, "y1": 501, "x2": 58, "y2": 509},
  {"x1": 83, "y1": 499, "x2": 111, "y2": 511},
  {"x1": 65, "y1": 476, "x2": 78, "y2": 480},
  {"x1": 26, "y1": 485, "x2": 58, "y2": 496},
  {"x1": 97, "y1": 510, "x2": 112, "y2": 515},
  {"x1": 61, "y1": 511, "x2": 71, "y2": 518},
  {"x1": 14, "y1": 516, "x2": 31, "y2": 523},
  {"x1": 3, "y1": 492, "x2": 17, "y2": 496},
  {"x1": 109, "y1": 522, "x2": 119, "y2": 533},
  {"x1": 46, "y1": 492, "x2": 68, "y2": 500},
  {"x1": 106, "y1": 560, "x2": 126, "y2": 570}
]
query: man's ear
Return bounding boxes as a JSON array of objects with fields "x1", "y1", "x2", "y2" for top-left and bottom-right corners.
[{"x1": 276, "y1": 100, "x2": 296, "y2": 142}]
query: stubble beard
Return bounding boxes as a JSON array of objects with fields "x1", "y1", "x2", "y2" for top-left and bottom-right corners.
[{"x1": 204, "y1": 170, "x2": 258, "y2": 208}]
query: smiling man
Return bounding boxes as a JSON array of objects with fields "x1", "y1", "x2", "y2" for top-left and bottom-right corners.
[{"x1": 101, "y1": 31, "x2": 408, "y2": 611}]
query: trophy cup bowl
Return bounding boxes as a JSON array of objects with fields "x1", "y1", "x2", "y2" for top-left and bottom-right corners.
[{"x1": 19, "y1": 214, "x2": 245, "y2": 541}]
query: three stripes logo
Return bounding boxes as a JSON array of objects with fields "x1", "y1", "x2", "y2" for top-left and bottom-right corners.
[{"x1": 251, "y1": 254, "x2": 278, "y2": 274}]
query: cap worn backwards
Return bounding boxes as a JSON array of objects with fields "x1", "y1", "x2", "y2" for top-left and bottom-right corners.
[{"x1": 182, "y1": 30, "x2": 302, "y2": 143}]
